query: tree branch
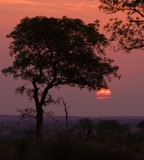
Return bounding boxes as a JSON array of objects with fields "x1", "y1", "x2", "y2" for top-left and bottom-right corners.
[
  {"x1": 40, "y1": 64, "x2": 57, "y2": 106},
  {"x1": 129, "y1": 20, "x2": 144, "y2": 22},
  {"x1": 125, "y1": 21, "x2": 133, "y2": 37},
  {"x1": 125, "y1": 43, "x2": 144, "y2": 51},
  {"x1": 132, "y1": 6, "x2": 144, "y2": 17},
  {"x1": 100, "y1": 0, "x2": 144, "y2": 15},
  {"x1": 125, "y1": 20, "x2": 144, "y2": 37}
]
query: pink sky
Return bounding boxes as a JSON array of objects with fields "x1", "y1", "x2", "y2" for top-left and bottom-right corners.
[{"x1": 0, "y1": 0, "x2": 144, "y2": 116}]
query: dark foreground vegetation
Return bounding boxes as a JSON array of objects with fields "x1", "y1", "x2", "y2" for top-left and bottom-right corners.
[
  {"x1": 1, "y1": 117, "x2": 144, "y2": 160},
  {"x1": 1, "y1": 134, "x2": 144, "y2": 160}
]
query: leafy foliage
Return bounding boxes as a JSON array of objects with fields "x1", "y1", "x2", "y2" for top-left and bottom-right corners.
[
  {"x1": 96, "y1": 120, "x2": 127, "y2": 131},
  {"x1": 77, "y1": 118, "x2": 96, "y2": 131},
  {"x1": 137, "y1": 120, "x2": 144, "y2": 129},
  {"x1": 2, "y1": 16, "x2": 119, "y2": 101},
  {"x1": 17, "y1": 107, "x2": 55, "y2": 120},
  {"x1": 99, "y1": 0, "x2": 144, "y2": 52},
  {"x1": 96, "y1": 120, "x2": 129, "y2": 140}
]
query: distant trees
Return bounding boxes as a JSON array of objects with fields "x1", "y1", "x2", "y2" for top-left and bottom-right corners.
[
  {"x1": 137, "y1": 120, "x2": 144, "y2": 130},
  {"x1": 75, "y1": 118, "x2": 96, "y2": 141},
  {"x1": 99, "y1": 0, "x2": 144, "y2": 52},
  {"x1": 96, "y1": 120, "x2": 129, "y2": 141},
  {"x1": 2, "y1": 16, "x2": 119, "y2": 140},
  {"x1": 74, "y1": 119, "x2": 129, "y2": 142}
]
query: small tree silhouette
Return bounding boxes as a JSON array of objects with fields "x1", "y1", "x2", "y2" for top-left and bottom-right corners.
[
  {"x1": 137, "y1": 120, "x2": 144, "y2": 131},
  {"x1": 59, "y1": 98, "x2": 70, "y2": 133},
  {"x1": 76, "y1": 118, "x2": 96, "y2": 142},
  {"x1": 96, "y1": 120, "x2": 129, "y2": 141}
]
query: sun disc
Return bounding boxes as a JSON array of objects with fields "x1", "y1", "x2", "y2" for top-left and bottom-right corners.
[{"x1": 96, "y1": 88, "x2": 111, "y2": 99}]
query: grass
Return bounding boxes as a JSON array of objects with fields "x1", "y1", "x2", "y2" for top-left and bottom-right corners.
[
  {"x1": 0, "y1": 131, "x2": 144, "y2": 160},
  {"x1": 1, "y1": 118, "x2": 144, "y2": 160}
]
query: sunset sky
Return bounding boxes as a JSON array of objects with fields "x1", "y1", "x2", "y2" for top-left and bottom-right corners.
[{"x1": 0, "y1": 0, "x2": 144, "y2": 117}]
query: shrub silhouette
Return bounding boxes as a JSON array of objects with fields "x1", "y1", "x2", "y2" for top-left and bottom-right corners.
[
  {"x1": 96, "y1": 120, "x2": 129, "y2": 141},
  {"x1": 75, "y1": 118, "x2": 96, "y2": 141}
]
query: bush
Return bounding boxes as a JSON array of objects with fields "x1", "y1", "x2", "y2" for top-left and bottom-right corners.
[{"x1": 96, "y1": 120, "x2": 129, "y2": 141}]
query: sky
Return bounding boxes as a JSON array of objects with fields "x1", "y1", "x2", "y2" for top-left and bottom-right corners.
[{"x1": 0, "y1": 0, "x2": 144, "y2": 117}]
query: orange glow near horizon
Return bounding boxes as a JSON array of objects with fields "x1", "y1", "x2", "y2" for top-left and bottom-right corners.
[
  {"x1": 0, "y1": 0, "x2": 101, "y2": 25},
  {"x1": 0, "y1": 0, "x2": 100, "y2": 8},
  {"x1": 96, "y1": 88, "x2": 111, "y2": 100}
]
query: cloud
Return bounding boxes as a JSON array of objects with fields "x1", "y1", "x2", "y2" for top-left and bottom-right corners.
[
  {"x1": 65, "y1": 2, "x2": 100, "y2": 10},
  {"x1": 0, "y1": 0, "x2": 62, "y2": 11},
  {"x1": 0, "y1": 0, "x2": 34, "y2": 4},
  {"x1": 0, "y1": 0, "x2": 52, "y2": 6},
  {"x1": 0, "y1": 0, "x2": 100, "y2": 11}
]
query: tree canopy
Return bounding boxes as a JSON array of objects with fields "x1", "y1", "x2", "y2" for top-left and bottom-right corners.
[
  {"x1": 137, "y1": 120, "x2": 144, "y2": 129},
  {"x1": 3, "y1": 16, "x2": 119, "y2": 98},
  {"x1": 96, "y1": 120, "x2": 129, "y2": 140},
  {"x1": 2, "y1": 16, "x2": 119, "y2": 139},
  {"x1": 99, "y1": 0, "x2": 144, "y2": 52}
]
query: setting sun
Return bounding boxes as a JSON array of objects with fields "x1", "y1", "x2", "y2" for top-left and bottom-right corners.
[{"x1": 96, "y1": 88, "x2": 111, "y2": 100}]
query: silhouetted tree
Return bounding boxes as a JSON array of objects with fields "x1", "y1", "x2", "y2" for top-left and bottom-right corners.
[
  {"x1": 75, "y1": 118, "x2": 96, "y2": 141},
  {"x1": 137, "y1": 120, "x2": 144, "y2": 130},
  {"x1": 96, "y1": 120, "x2": 129, "y2": 141},
  {"x1": 2, "y1": 16, "x2": 119, "y2": 140},
  {"x1": 99, "y1": 0, "x2": 144, "y2": 52},
  {"x1": 60, "y1": 98, "x2": 70, "y2": 133},
  {"x1": 17, "y1": 108, "x2": 36, "y2": 119}
]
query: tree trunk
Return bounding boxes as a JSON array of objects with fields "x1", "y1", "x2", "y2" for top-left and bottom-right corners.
[
  {"x1": 36, "y1": 107, "x2": 43, "y2": 140},
  {"x1": 65, "y1": 109, "x2": 69, "y2": 133}
]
